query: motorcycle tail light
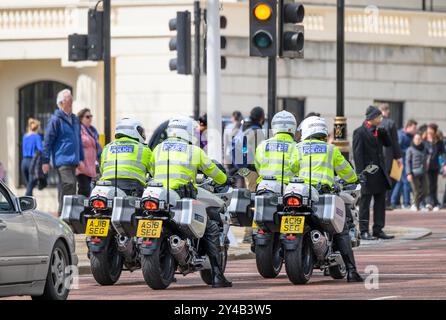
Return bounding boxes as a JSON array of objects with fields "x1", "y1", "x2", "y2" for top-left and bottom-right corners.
[
  {"x1": 285, "y1": 196, "x2": 301, "y2": 207},
  {"x1": 91, "y1": 199, "x2": 106, "y2": 209},
  {"x1": 143, "y1": 200, "x2": 158, "y2": 211}
]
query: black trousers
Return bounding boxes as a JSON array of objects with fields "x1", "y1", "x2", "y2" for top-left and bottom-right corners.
[
  {"x1": 359, "y1": 192, "x2": 386, "y2": 234},
  {"x1": 77, "y1": 174, "x2": 92, "y2": 198},
  {"x1": 427, "y1": 169, "x2": 440, "y2": 207}
]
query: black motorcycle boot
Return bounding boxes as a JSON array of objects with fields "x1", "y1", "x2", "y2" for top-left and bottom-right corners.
[
  {"x1": 203, "y1": 220, "x2": 232, "y2": 288},
  {"x1": 209, "y1": 256, "x2": 232, "y2": 288},
  {"x1": 335, "y1": 228, "x2": 364, "y2": 283}
]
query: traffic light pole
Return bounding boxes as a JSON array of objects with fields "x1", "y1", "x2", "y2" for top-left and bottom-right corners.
[
  {"x1": 103, "y1": 0, "x2": 111, "y2": 144},
  {"x1": 206, "y1": 0, "x2": 222, "y2": 162},
  {"x1": 193, "y1": 1, "x2": 201, "y2": 120},
  {"x1": 267, "y1": 56, "x2": 276, "y2": 139},
  {"x1": 333, "y1": 0, "x2": 349, "y2": 157}
]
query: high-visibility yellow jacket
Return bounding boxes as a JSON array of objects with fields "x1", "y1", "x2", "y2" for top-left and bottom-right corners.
[
  {"x1": 290, "y1": 139, "x2": 357, "y2": 187},
  {"x1": 152, "y1": 138, "x2": 227, "y2": 190},
  {"x1": 100, "y1": 137, "x2": 153, "y2": 186},
  {"x1": 255, "y1": 133, "x2": 299, "y2": 184}
]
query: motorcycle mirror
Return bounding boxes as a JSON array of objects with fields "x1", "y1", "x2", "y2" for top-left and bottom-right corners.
[{"x1": 364, "y1": 164, "x2": 379, "y2": 175}]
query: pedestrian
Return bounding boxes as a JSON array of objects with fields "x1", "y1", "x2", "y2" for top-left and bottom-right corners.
[
  {"x1": 241, "y1": 107, "x2": 265, "y2": 242},
  {"x1": 406, "y1": 133, "x2": 428, "y2": 211},
  {"x1": 21, "y1": 118, "x2": 43, "y2": 196},
  {"x1": 378, "y1": 103, "x2": 403, "y2": 210},
  {"x1": 42, "y1": 89, "x2": 84, "y2": 215},
  {"x1": 198, "y1": 114, "x2": 208, "y2": 152},
  {"x1": 390, "y1": 119, "x2": 417, "y2": 209},
  {"x1": 423, "y1": 123, "x2": 445, "y2": 211},
  {"x1": 223, "y1": 111, "x2": 244, "y2": 187},
  {"x1": 353, "y1": 106, "x2": 394, "y2": 240},
  {"x1": 76, "y1": 108, "x2": 101, "y2": 197}
]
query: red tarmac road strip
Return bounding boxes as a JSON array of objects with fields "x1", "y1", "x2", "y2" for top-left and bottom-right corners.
[{"x1": 3, "y1": 210, "x2": 446, "y2": 300}]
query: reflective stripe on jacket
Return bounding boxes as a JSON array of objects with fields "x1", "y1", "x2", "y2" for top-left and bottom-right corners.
[
  {"x1": 291, "y1": 139, "x2": 357, "y2": 187},
  {"x1": 254, "y1": 133, "x2": 298, "y2": 184},
  {"x1": 152, "y1": 138, "x2": 227, "y2": 190},
  {"x1": 100, "y1": 137, "x2": 153, "y2": 186}
]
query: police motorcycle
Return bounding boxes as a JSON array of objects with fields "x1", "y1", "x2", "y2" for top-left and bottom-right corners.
[
  {"x1": 111, "y1": 165, "x2": 233, "y2": 290},
  {"x1": 61, "y1": 180, "x2": 140, "y2": 285}
]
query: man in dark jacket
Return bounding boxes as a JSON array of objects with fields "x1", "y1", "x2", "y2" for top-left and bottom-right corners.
[
  {"x1": 353, "y1": 106, "x2": 394, "y2": 240},
  {"x1": 42, "y1": 89, "x2": 84, "y2": 215},
  {"x1": 378, "y1": 103, "x2": 403, "y2": 210}
]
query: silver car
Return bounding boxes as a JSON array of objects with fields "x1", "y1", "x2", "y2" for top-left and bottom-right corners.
[{"x1": 0, "y1": 181, "x2": 78, "y2": 300}]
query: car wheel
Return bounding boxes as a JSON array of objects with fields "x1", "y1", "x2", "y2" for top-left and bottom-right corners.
[{"x1": 32, "y1": 240, "x2": 70, "y2": 300}]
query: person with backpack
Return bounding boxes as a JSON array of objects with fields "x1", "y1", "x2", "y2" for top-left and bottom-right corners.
[{"x1": 231, "y1": 106, "x2": 265, "y2": 243}]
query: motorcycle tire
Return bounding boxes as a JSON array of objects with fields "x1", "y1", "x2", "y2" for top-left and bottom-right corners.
[
  {"x1": 255, "y1": 233, "x2": 283, "y2": 278},
  {"x1": 284, "y1": 232, "x2": 314, "y2": 285},
  {"x1": 200, "y1": 238, "x2": 229, "y2": 285},
  {"x1": 90, "y1": 237, "x2": 123, "y2": 286},
  {"x1": 141, "y1": 235, "x2": 176, "y2": 290},
  {"x1": 328, "y1": 264, "x2": 347, "y2": 280}
]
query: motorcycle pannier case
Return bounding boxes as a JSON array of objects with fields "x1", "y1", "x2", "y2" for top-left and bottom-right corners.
[
  {"x1": 61, "y1": 195, "x2": 87, "y2": 234},
  {"x1": 254, "y1": 193, "x2": 280, "y2": 233},
  {"x1": 172, "y1": 199, "x2": 208, "y2": 239},
  {"x1": 313, "y1": 194, "x2": 346, "y2": 234},
  {"x1": 228, "y1": 188, "x2": 253, "y2": 227},
  {"x1": 112, "y1": 196, "x2": 140, "y2": 237}
]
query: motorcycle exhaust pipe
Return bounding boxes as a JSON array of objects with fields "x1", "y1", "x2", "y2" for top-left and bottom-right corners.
[
  {"x1": 117, "y1": 235, "x2": 136, "y2": 260},
  {"x1": 169, "y1": 235, "x2": 189, "y2": 266},
  {"x1": 310, "y1": 230, "x2": 328, "y2": 261}
]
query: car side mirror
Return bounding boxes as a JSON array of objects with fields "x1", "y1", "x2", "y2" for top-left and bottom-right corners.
[{"x1": 18, "y1": 196, "x2": 37, "y2": 211}]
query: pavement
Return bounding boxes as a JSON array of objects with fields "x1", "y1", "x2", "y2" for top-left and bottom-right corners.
[{"x1": 4, "y1": 209, "x2": 445, "y2": 300}]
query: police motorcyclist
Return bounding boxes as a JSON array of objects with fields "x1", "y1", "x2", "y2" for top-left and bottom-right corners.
[
  {"x1": 255, "y1": 110, "x2": 299, "y2": 185},
  {"x1": 151, "y1": 116, "x2": 232, "y2": 288},
  {"x1": 291, "y1": 116, "x2": 364, "y2": 282},
  {"x1": 99, "y1": 118, "x2": 153, "y2": 197}
]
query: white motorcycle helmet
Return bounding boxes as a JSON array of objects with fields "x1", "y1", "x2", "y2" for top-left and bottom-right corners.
[
  {"x1": 166, "y1": 116, "x2": 199, "y2": 144},
  {"x1": 115, "y1": 118, "x2": 146, "y2": 143},
  {"x1": 300, "y1": 116, "x2": 329, "y2": 141},
  {"x1": 271, "y1": 110, "x2": 297, "y2": 135}
]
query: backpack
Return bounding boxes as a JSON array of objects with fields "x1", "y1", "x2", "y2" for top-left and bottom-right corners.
[{"x1": 231, "y1": 124, "x2": 262, "y2": 169}]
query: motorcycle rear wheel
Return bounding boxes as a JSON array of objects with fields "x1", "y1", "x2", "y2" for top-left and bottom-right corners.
[
  {"x1": 90, "y1": 237, "x2": 123, "y2": 286},
  {"x1": 284, "y1": 233, "x2": 314, "y2": 284},
  {"x1": 255, "y1": 233, "x2": 283, "y2": 278},
  {"x1": 141, "y1": 235, "x2": 176, "y2": 290}
]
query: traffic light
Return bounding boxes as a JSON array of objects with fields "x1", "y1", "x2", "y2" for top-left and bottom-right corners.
[
  {"x1": 279, "y1": 0, "x2": 304, "y2": 58},
  {"x1": 249, "y1": 0, "x2": 277, "y2": 57},
  {"x1": 220, "y1": 15, "x2": 227, "y2": 70},
  {"x1": 68, "y1": 34, "x2": 88, "y2": 61},
  {"x1": 203, "y1": 13, "x2": 227, "y2": 73},
  {"x1": 169, "y1": 11, "x2": 192, "y2": 75},
  {"x1": 68, "y1": 8, "x2": 104, "y2": 62},
  {"x1": 87, "y1": 9, "x2": 104, "y2": 61}
]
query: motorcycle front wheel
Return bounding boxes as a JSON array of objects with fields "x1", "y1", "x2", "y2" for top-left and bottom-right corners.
[
  {"x1": 255, "y1": 233, "x2": 283, "y2": 278},
  {"x1": 284, "y1": 231, "x2": 314, "y2": 284},
  {"x1": 141, "y1": 235, "x2": 176, "y2": 290},
  {"x1": 90, "y1": 236, "x2": 123, "y2": 286}
]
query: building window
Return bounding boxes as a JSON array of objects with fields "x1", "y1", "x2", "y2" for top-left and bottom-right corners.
[
  {"x1": 277, "y1": 97, "x2": 305, "y2": 125},
  {"x1": 374, "y1": 100, "x2": 404, "y2": 129},
  {"x1": 18, "y1": 81, "x2": 72, "y2": 186}
]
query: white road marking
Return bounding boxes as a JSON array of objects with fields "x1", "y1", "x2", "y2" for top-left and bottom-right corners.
[
  {"x1": 370, "y1": 296, "x2": 400, "y2": 300},
  {"x1": 356, "y1": 253, "x2": 446, "y2": 257}
]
